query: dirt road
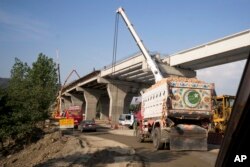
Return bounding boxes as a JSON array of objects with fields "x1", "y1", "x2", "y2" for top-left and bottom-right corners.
[
  {"x1": 82, "y1": 127, "x2": 219, "y2": 167},
  {"x1": 0, "y1": 125, "x2": 219, "y2": 167}
]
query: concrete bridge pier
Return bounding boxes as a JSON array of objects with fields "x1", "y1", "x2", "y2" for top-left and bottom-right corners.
[
  {"x1": 61, "y1": 94, "x2": 72, "y2": 112},
  {"x1": 107, "y1": 83, "x2": 129, "y2": 123},
  {"x1": 124, "y1": 93, "x2": 138, "y2": 113},
  {"x1": 68, "y1": 93, "x2": 84, "y2": 107},
  {"x1": 83, "y1": 88, "x2": 102, "y2": 120},
  {"x1": 97, "y1": 95, "x2": 110, "y2": 120},
  {"x1": 67, "y1": 92, "x2": 86, "y2": 118}
]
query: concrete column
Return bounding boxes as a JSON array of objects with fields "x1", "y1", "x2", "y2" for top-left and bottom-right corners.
[
  {"x1": 124, "y1": 93, "x2": 137, "y2": 114},
  {"x1": 83, "y1": 88, "x2": 101, "y2": 120},
  {"x1": 82, "y1": 99, "x2": 86, "y2": 117},
  {"x1": 61, "y1": 95, "x2": 71, "y2": 112},
  {"x1": 75, "y1": 87, "x2": 86, "y2": 118},
  {"x1": 70, "y1": 93, "x2": 84, "y2": 106},
  {"x1": 99, "y1": 95, "x2": 110, "y2": 120},
  {"x1": 107, "y1": 83, "x2": 129, "y2": 123}
]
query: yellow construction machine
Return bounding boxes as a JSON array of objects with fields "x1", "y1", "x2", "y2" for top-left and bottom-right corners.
[
  {"x1": 211, "y1": 95, "x2": 235, "y2": 133},
  {"x1": 208, "y1": 95, "x2": 235, "y2": 144}
]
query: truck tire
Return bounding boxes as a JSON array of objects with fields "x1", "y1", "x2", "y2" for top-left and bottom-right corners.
[
  {"x1": 152, "y1": 128, "x2": 164, "y2": 150},
  {"x1": 136, "y1": 127, "x2": 144, "y2": 142}
]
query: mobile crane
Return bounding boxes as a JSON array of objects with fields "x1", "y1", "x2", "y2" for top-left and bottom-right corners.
[{"x1": 117, "y1": 7, "x2": 215, "y2": 150}]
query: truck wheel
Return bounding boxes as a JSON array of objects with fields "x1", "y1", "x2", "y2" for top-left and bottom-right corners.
[
  {"x1": 136, "y1": 127, "x2": 144, "y2": 143},
  {"x1": 152, "y1": 128, "x2": 164, "y2": 150}
]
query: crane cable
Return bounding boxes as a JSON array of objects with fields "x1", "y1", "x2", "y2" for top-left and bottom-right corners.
[
  {"x1": 112, "y1": 13, "x2": 119, "y2": 75},
  {"x1": 111, "y1": 13, "x2": 120, "y2": 123}
]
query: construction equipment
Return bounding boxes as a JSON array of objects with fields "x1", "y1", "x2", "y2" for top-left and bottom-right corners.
[
  {"x1": 52, "y1": 69, "x2": 80, "y2": 119},
  {"x1": 208, "y1": 95, "x2": 235, "y2": 145},
  {"x1": 212, "y1": 95, "x2": 235, "y2": 133},
  {"x1": 117, "y1": 7, "x2": 215, "y2": 150},
  {"x1": 211, "y1": 95, "x2": 235, "y2": 133}
]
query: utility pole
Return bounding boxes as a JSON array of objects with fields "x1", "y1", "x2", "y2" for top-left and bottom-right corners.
[
  {"x1": 56, "y1": 49, "x2": 62, "y2": 115},
  {"x1": 56, "y1": 49, "x2": 62, "y2": 87}
]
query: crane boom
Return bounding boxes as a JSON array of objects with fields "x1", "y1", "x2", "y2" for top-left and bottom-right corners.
[{"x1": 116, "y1": 7, "x2": 163, "y2": 82}]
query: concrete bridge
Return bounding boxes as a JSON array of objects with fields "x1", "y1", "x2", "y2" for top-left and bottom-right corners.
[{"x1": 61, "y1": 29, "x2": 250, "y2": 122}]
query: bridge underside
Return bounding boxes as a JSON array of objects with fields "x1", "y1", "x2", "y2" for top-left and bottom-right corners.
[
  {"x1": 61, "y1": 71, "x2": 145, "y2": 122},
  {"x1": 61, "y1": 29, "x2": 250, "y2": 123}
]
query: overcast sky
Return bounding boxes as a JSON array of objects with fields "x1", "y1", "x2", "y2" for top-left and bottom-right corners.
[{"x1": 0, "y1": 0, "x2": 249, "y2": 95}]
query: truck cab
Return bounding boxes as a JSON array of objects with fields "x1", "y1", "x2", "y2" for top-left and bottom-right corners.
[{"x1": 118, "y1": 113, "x2": 135, "y2": 129}]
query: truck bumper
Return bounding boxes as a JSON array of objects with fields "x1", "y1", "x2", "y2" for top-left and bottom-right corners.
[{"x1": 170, "y1": 124, "x2": 208, "y2": 151}]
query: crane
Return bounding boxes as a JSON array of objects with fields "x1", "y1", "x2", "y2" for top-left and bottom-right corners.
[
  {"x1": 116, "y1": 7, "x2": 163, "y2": 83},
  {"x1": 62, "y1": 69, "x2": 80, "y2": 88},
  {"x1": 53, "y1": 69, "x2": 80, "y2": 119}
]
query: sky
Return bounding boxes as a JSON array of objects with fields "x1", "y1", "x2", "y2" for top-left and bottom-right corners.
[{"x1": 0, "y1": 0, "x2": 249, "y2": 95}]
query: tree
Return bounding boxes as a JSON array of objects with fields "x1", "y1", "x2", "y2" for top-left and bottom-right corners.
[
  {"x1": 0, "y1": 87, "x2": 13, "y2": 149},
  {"x1": 29, "y1": 53, "x2": 58, "y2": 120},
  {"x1": 7, "y1": 58, "x2": 30, "y2": 111},
  {"x1": 5, "y1": 54, "x2": 58, "y2": 143}
]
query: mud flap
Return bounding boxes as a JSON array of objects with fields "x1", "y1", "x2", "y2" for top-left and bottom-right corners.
[{"x1": 170, "y1": 124, "x2": 208, "y2": 151}]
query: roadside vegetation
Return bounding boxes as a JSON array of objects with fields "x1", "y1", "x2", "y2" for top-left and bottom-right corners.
[{"x1": 0, "y1": 53, "x2": 58, "y2": 154}]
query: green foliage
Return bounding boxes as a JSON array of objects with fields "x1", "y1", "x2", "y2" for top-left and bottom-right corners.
[
  {"x1": 129, "y1": 104, "x2": 136, "y2": 112},
  {"x1": 129, "y1": 104, "x2": 141, "y2": 113},
  {"x1": 28, "y1": 53, "x2": 58, "y2": 120},
  {"x1": 0, "y1": 53, "x2": 58, "y2": 145},
  {"x1": 0, "y1": 87, "x2": 14, "y2": 146}
]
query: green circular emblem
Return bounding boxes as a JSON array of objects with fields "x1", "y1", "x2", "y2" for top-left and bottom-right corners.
[{"x1": 184, "y1": 90, "x2": 201, "y2": 108}]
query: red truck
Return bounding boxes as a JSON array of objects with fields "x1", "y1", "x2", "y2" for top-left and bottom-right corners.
[{"x1": 64, "y1": 105, "x2": 84, "y2": 128}]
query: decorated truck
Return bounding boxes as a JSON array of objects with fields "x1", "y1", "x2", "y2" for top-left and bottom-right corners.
[{"x1": 136, "y1": 77, "x2": 214, "y2": 150}]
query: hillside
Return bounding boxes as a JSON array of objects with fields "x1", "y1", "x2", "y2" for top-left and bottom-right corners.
[{"x1": 0, "y1": 78, "x2": 10, "y2": 89}]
